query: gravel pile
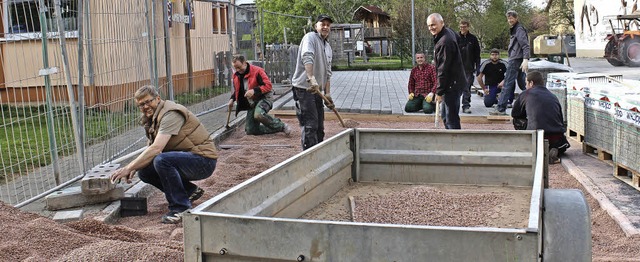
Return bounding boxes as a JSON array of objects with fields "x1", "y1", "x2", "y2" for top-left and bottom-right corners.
[{"x1": 353, "y1": 186, "x2": 508, "y2": 227}]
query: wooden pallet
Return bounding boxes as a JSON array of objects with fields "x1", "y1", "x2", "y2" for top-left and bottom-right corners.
[
  {"x1": 614, "y1": 163, "x2": 640, "y2": 189},
  {"x1": 567, "y1": 128, "x2": 584, "y2": 142},
  {"x1": 582, "y1": 143, "x2": 613, "y2": 161}
]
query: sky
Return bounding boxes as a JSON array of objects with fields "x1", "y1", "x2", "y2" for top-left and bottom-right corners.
[{"x1": 530, "y1": 0, "x2": 548, "y2": 9}]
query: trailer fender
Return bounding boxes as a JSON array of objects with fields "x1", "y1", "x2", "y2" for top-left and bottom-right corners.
[{"x1": 542, "y1": 189, "x2": 591, "y2": 262}]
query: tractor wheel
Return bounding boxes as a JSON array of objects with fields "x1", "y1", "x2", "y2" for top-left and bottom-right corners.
[
  {"x1": 622, "y1": 37, "x2": 640, "y2": 67},
  {"x1": 605, "y1": 39, "x2": 625, "y2": 66},
  {"x1": 543, "y1": 189, "x2": 591, "y2": 262}
]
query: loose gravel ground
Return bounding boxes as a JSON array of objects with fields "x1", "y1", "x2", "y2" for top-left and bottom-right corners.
[{"x1": 2, "y1": 119, "x2": 639, "y2": 261}]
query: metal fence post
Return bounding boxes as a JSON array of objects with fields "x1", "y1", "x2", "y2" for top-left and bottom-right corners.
[
  {"x1": 145, "y1": 0, "x2": 157, "y2": 87},
  {"x1": 54, "y1": 0, "x2": 87, "y2": 176},
  {"x1": 77, "y1": 0, "x2": 87, "y2": 171},
  {"x1": 37, "y1": 0, "x2": 62, "y2": 185},
  {"x1": 162, "y1": 0, "x2": 174, "y2": 100}
]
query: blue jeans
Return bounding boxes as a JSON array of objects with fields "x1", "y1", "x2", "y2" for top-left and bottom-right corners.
[
  {"x1": 439, "y1": 89, "x2": 462, "y2": 129},
  {"x1": 497, "y1": 58, "x2": 526, "y2": 112},
  {"x1": 137, "y1": 151, "x2": 216, "y2": 213}
]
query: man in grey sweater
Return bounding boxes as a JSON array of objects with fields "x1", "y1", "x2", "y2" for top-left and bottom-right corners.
[
  {"x1": 491, "y1": 10, "x2": 530, "y2": 115},
  {"x1": 291, "y1": 15, "x2": 334, "y2": 150}
]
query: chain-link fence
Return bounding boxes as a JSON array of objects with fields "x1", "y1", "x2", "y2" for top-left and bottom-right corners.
[{"x1": 0, "y1": 0, "x2": 260, "y2": 206}]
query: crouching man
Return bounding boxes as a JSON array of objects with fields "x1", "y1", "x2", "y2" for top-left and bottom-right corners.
[{"x1": 111, "y1": 85, "x2": 217, "y2": 224}]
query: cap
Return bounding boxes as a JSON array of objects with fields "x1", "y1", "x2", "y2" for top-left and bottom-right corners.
[{"x1": 316, "y1": 15, "x2": 333, "y2": 24}]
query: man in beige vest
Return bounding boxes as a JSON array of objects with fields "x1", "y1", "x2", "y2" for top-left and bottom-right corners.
[{"x1": 110, "y1": 86, "x2": 218, "y2": 224}]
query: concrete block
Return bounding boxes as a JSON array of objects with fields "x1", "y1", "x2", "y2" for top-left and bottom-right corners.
[
  {"x1": 81, "y1": 164, "x2": 119, "y2": 195},
  {"x1": 46, "y1": 185, "x2": 125, "y2": 211},
  {"x1": 53, "y1": 209, "x2": 84, "y2": 223}
]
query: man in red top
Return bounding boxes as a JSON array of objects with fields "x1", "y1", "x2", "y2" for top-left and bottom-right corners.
[
  {"x1": 405, "y1": 52, "x2": 438, "y2": 114},
  {"x1": 228, "y1": 54, "x2": 291, "y2": 136}
]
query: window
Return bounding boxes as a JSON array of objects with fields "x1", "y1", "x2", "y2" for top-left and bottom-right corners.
[
  {"x1": 211, "y1": 4, "x2": 228, "y2": 35},
  {"x1": 212, "y1": 4, "x2": 219, "y2": 34},
  {"x1": 6, "y1": 0, "x2": 78, "y2": 35},
  {"x1": 220, "y1": 5, "x2": 227, "y2": 34}
]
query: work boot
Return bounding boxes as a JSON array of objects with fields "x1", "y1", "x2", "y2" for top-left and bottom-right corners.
[
  {"x1": 489, "y1": 109, "x2": 507, "y2": 116},
  {"x1": 282, "y1": 123, "x2": 292, "y2": 137},
  {"x1": 161, "y1": 211, "x2": 184, "y2": 224},
  {"x1": 189, "y1": 187, "x2": 205, "y2": 202},
  {"x1": 549, "y1": 148, "x2": 560, "y2": 164}
]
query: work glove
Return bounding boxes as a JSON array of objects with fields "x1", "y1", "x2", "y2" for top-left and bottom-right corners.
[
  {"x1": 307, "y1": 76, "x2": 320, "y2": 94},
  {"x1": 425, "y1": 92, "x2": 434, "y2": 103},
  {"x1": 520, "y1": 59, "x2": 529, "y2": 72},
  {"x1": 408, "y1": 93, "x2": 415, "y2": 100},
  {"x1": 324, "y1": 94, "x2": 335, "y2": 110}
]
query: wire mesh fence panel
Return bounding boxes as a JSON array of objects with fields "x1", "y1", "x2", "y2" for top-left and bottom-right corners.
[{"x1": 0, "y1": 0, "x2": 239, "y2": 206}]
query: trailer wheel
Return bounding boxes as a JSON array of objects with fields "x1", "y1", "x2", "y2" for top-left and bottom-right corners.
[
  {"x1": 622, "y1": 37, "x2": 640, "y2": 67},
  {"x1": 543, "y1": 189, "x2": 591, "y2": 262},
  {"x1": 605, "y1": 39, "x2": 625, "y2": 66}
]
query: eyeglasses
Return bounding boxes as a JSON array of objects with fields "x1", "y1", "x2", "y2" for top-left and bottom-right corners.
[{"x1": 137, "y1": 97, "x2": 156, "y2": 108}]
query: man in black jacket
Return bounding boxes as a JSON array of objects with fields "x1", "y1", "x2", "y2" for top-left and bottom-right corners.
[
  {"x1": 511, "y1": 71, "x2": 569, "y2": 163},
  {"x1": 428, "y1": 13, "x2": 466, "y2": 129},
  {"x1": 458, "y1": 20, "x2": 481, "y2": 114}
]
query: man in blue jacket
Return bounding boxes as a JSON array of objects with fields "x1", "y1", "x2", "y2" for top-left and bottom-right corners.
[{"x1": 428, "y1": 13, "x2": 466, "y2": 129}]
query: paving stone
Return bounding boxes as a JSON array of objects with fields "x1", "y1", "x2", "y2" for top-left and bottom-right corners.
[
  {"x1": 81, "y1": 164, "x2": 120, "y2": 195},
  {"x1": 53, "y1": 209, "x2": 84, "y2": 223},
  {"x1": 46, "y1": 185, "x2": 125, "y2": 211}
]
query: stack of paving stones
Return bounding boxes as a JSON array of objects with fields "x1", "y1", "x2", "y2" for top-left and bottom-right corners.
[{"x1": 46, "y1": 164, "x2": 123, "y2": 222}]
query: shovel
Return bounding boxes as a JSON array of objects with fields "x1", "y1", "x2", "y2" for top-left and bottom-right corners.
[
  {"x1": 225, "y1": 103, "x2": 232, "y2": 128},
  {"x1": 434, "y1": 100, "x2": 441, "y2": 128}
]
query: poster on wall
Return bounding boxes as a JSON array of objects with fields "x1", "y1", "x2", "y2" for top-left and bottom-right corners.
[{"x1": 573, "y1": 0, "x2": 639, "y2": 51}]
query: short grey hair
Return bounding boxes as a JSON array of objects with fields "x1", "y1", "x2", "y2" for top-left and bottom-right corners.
[
  {"x1": 134, "y1": 85, "x2": 159, "y2": 100},
  {"x1": 427, "y1": 13, "x2": 444, "y2": 22},
  {"x1": 506, "y1": 10, "x2": 518, "y2": 18}
]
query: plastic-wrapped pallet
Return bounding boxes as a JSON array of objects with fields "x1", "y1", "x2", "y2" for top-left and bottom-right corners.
[
  {"x1": 614, "y1": 90, "x2": 640, "y2": 176},
  {"x1": 583, "y1": 82, "x2": 637, "y2": 155},
  {"x1": 566, "y1": 73, "x2": 623, "y2": 140}
]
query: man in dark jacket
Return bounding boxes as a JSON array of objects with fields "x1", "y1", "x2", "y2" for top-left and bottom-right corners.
[
  {"x1": 491, "y1": 10, "x2": 530, "y2": 115},
  {"x1": 511, "y1": 71, "x2": 570, "y2": 163},
  {"x1": 428, "y1": 13, "x2": 466, "y2": 129},
  {"x1": 228, "y1": 54, "x2": 291, "y2": 136},
  {"x1": 458, "y1": 20, "x2": 481, "y2": 114}
]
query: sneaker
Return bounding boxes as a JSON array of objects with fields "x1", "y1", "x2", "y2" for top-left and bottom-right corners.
[
  {"x1": 189, "y1": 187, "x2": 204, "y2": 202},
  {"x1": 507, "y1": 103, "x2": 513, "y2": 108},
  {"x1": 161, "y1": 211, "x2": 184, "y2": 224},
  {"x1": 489, "y1": 109, "x2": 507, "y2": 116},
  {"x1": 282, "y1": 123, "x2": 292, "y2": 137},
  {"x1": 549, "y1": 148, "x2": 560, "y2": 164},
  {"x1": 462, "y1": 108, "x2": 472, "y2": 114}
]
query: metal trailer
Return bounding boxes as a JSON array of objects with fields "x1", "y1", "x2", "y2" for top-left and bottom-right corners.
[{"x1": 184, "y1": 129, "x2": 591, "y2": 262}]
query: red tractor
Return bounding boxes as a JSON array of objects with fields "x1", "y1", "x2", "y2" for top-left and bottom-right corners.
[{"x1": 604, "y1": 14, "x2": 640, "y2": 67}]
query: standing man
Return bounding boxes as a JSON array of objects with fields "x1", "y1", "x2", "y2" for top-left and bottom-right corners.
[
  {"x1": 511, "y1": 71, "x2": 570, "y2": 163},
  {"x1": 291, "y1": 15, "x2": 334, "y2": 150},
  {"x1": 458, "y1": 20, "x2": 481, "y2": 114},
  {"x1": 477, "y1": 49, "x2": 508, "y2": 108},
  {"x1": 427, "y1": 13, "x2": 465, "y2": 129},
  {"x1": 110, "y1": 86, "x2": 218, "y2": 224},
  {"x1": 491, "y1": 10, "x2": 530, "y2": 115},
  {"x1": 405, "y1": 52, "x2": 438, "y2": 114},
  {"x1": 228, "y1": 54, "x2": 291, "y2": 136}
]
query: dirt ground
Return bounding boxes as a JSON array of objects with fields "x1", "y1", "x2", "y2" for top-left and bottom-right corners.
[{"x1": 2, "y1": 119, "x2": 640, "y2": 261}]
